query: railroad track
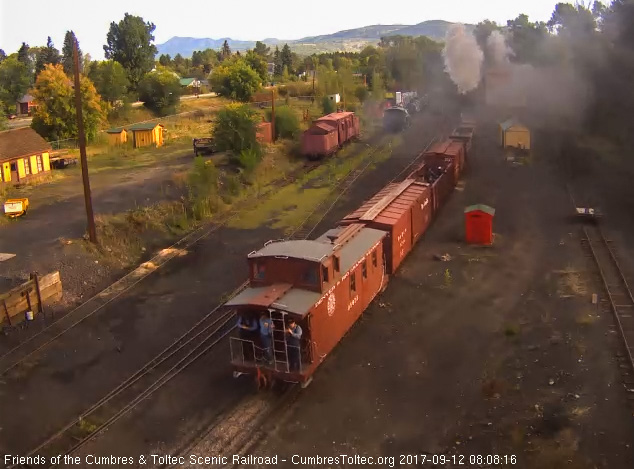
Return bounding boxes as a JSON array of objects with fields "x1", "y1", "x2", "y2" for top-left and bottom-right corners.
[{"x1": 580, "y1": 224, "x2": 634, "y2": 399}]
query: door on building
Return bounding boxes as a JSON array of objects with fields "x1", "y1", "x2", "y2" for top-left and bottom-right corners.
[{"x1": 10, "y1": 162, "x2": 18, "y2": 181}]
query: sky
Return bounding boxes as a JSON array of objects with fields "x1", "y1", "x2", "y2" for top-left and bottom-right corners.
[{"x1": 0, "y1": 0, "x2": 562, "y2": 59}]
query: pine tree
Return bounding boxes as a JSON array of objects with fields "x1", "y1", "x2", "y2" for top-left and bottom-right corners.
[
  {"x1": 280, "y1": 43, "x2": 293, "y2": 75},
  {"x1": 35, "y1": 37, "x2": 60, "y2": 76},
  {"x1": 273, "y1": 46, "x2": 282, "y2": 76},
  {"x1": 62, "y1": 31, "x2": 82, "y2": 75},
  {"x1": 221, "y1": 40, "x2": 232, "y2": 60},
  {"x1": 0, "y1": 49, "x2": 6, "y2": 64},
  {"x1": 17, "y1": 43, "x2": 30, "y2": 66}
]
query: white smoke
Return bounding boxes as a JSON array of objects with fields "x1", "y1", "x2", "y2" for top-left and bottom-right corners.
[
  {"x1": 487, "y1": 30, "x2": 514, "y2": 65},
  {"x1": 442, "y1": 24, "x2": 484, "y2": 94}
]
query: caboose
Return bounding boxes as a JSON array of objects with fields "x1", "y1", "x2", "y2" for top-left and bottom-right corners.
[{"x1": 228, "y1": 224, "x2": 387, "y2": 387}]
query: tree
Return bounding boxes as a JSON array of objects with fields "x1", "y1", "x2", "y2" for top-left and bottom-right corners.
[
  {"x1": 88, "y1": 60, "x2": 130, "y2": 105},
  {"x1": 506, "y1": 14, "x2": 550, "y2": 64},
  {"x1": 35, "y1": 37, "x2": 61, "y2": 76},
  {"x1": 31, "y1": 64, "x2": 106, "y2": 141},
  {"x1": 159, "y1": 54, "x2": 172, "y2": 67},
  {"x1": 82, "y1": 53, "x2": 92, "y2": 76},
  {"x1": 221, "y1": 40, "x2": 232, "y2": 60},
  {"x1": 210, "y1": 59, "x2": 261, "y2": 102},
  {"x1": 273, "y1": 46, "x2": 282, "y2": 76},
  {"x1": 474, "y1": 20, "x2": 501, "y2": 61},
  {"x1": 244, "y1": 50, "x2": 268, "y2": 83},
  {"x1": 213, "y1": 103, "x2": 260, "y2": 156},
  {"x1": 17, "y1": 43, "x2": 30, "y2": 67},
  {"x1": 62, "y1": 31, "x2": 82, "y2": 75},
  {"x1": 104, "y1": 13, "x2": 158, "y2": 88},
  {"x1": 137, "y1": 67, "x2": 180, "y2": 115},
  {"x1": 253, "y1": 41, "x2": 270, "y2": 58},
  {"x1": 0, "y1": 57, "x2": 32, "y2": 109},
  {"x1": 265, "y1": 105, "x2": 299, "y2": 139},
  {"x1": 280, "y1": 43, "x2": 293, "y2": 74},
  {"x1": 0, "y1": 49, "x2": 6, "y2": 64}
]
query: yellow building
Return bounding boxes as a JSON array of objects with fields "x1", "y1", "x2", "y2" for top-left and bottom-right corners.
[
  {"x1": 106, "y1": 127, "x2": 128, "y2": 145},
  {"x1": 0, "y1": 127, "x2": 52, "y2": 185},
  {"x1": 499, "y1": 118, "x2": 531, "y2": 150},
  {"x1": 128, "y1": 123, "x2": 165, "y2": 148}
]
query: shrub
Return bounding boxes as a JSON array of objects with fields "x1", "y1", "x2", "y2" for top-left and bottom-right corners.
[
  {"x1": 236, "y1": 148, "x2": 260, "y2": 174},
  {"x1": 355, "y1": 85, "x2": 369, "y2": 103},
  {"x1": 213, "y1": 103, "x2": 261, "y2": 155},
  {"x1": 187, "y1": 158, "x2": 220, "y2": 219},
  {"x1": 138, "y1": 67, "x2": 181, "y2": 116},
  {"x1": 322, "y1": 96, "x2": 335, "y2": 114},
  {"x1": 265, "y1": 105, "x2": 300, "y2": 140}
]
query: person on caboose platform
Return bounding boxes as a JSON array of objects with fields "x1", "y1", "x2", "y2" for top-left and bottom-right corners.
[
  {"x1": 237, "y1": 315, "x2": 258, "y2": 362},
  {"x1": 259, "y1": 312, "x2": 274, "y2": 363},
  {"x1": 285, "y1": 318, "x2": 303, "y2": 372}
]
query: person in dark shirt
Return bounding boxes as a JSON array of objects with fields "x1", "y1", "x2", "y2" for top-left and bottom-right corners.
[
  {"x1": 237, "y1": 315, "x2": 258, "y2": 362},
  {"x1": 285, "y1": 318, "x2": 303, "y2": 372},
  {"x1": 259, "y1": 312, "x2": 274, "y2": 363}
]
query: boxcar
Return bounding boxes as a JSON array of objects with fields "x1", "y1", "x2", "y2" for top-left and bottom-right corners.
[
  {"x1": 422, "y1": 139, "x2": 465, "y2": 182},
  {"x1": 449, "y1": 125, "x2": 475, "y2": 157},
  {"x1": 228, "y1": 223, "x2": 387, "y2": 387},
  {"x1": 339, "y1": 179, "x2": 432, "y2": 274},
  {"x1": 408, "y1": 159, "x2": 456, "y2": 214},
  {"x1": 301, "y1": 111, "x2": 360, "y2": 159}
]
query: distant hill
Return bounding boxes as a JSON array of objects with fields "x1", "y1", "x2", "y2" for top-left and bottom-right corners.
[{"x1": 156, "y1": 20, "x2": 474, "y2": 58}]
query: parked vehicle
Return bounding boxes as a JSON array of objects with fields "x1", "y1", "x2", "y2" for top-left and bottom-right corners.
[
  {"x1": 193, "y1": 137, "x2": 216, "y2": 157},
  {"x1": 301, "y1": 111, "x2": 360, "y2": 160},
  {"x1": 4, "y1": 198, "x2": 29, "y2": 218},
  {"x1": 226, "y1": 117, "x2": 475, "y2": 388},
  {"x1": 383, "y1": 107, "x2": 411, "y2": 132}
]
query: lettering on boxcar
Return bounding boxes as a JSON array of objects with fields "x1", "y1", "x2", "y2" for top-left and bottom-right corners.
[
  {"x1": 421, "y1": 197, "x2": 429, "y2": 209},
  {"x1": 327, "y1": 293, "x2": 336, "y2": 316},
  {"x1": 347, "y1": 295, "x2": 359, "y2": 311}
]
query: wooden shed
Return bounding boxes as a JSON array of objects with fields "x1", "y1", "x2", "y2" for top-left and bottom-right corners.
[
  {"x1": 105, "y1": 127, "x2": 128, "y2": 146},
  {"x1": 499, "y1": 118, "x2": 530, "y2": 150},
  {"x1": 0, "y1": 127, "x2": 52, "y2": 185},
  {"x1": 128, "y1": 123, "x2": 165, "y2": 148},
  {"x1": 465, "y1": 204, "x2": 495, "y2": 245}
]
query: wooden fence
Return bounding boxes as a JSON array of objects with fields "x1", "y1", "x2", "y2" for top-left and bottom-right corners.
[{"x1": 0, "y1": 272, "x2": 62, "y2": 327}]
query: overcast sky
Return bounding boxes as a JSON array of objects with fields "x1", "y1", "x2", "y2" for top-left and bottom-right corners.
[{"x1": 1, "y1": 0, "x2": 561, "y2": 59}]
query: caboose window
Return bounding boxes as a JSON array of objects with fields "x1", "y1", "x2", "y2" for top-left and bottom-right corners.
[
  {"x1": 322, "y1": 265, "x2": 329, "y2": 283},
  {"x1": 362, "y1": 261, "x2": 367, "y2": 279},
  {"x1": 303, "y1": 267, "x2": 318, "y2": 286},
  {"x1": 253, "y1": 262, "x2": 265, "y2": 280},
  {"x1": 334, "y1": 256, "x2": 340, "y2": 272},
  {"x1": 372, "y1": 250, "x2": 377, "y2": 267},
  {"x1": 350, "y1": 273, "x2": 356, "y2": 293}
]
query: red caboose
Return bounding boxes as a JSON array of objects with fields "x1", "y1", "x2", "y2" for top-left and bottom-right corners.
[
  {"x1": 301, "y1": 111, "x2": 360, "y2": 159},
  {"x1": 339, "y1": 179, "x2": 433, "y2": 274},
  {"x1": 228, "y1": 223, "x2": 387, "y2": 387}
]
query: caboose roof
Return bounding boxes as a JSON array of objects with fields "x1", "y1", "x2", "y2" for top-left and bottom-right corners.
[{"x1": 248, "y1": 239, "x2": 334, "y2": 262}]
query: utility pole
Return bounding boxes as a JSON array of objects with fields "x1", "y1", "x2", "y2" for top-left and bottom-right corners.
[
  {"x1": 73, "y1": 38, "x2": 97, "y2": 244},
  {"x1": 271, "y1": 89, "x2": 276, "y2": 143}
]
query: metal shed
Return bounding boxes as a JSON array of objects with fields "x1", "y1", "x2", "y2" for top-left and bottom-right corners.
[{"x1": 465, "y1": 204, "x2": 495, "y2": 245}]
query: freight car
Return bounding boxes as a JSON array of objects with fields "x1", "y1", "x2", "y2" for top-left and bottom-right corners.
[
  {"x1": 301, "y1": 111, "x2": 360, "y2": 160},
  {"x1": 227, "y1": 124, "x2": 474, "y2": 388}
]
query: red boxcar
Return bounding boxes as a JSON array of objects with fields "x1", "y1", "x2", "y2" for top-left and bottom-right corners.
[
  {"x1": 449, "y1": 125, "x2": 474, "y2": 159},
  {"x1": 228, "y1": 224, "x2": 387, "y2": 386},
  {"x1": 422, "y1": 139, "x2": 465, "y2": 182},
  {"x1": 339, "y1": 179, "x2": 433, "y2": 274},
  {"x1": 301, "y1": 111, "x2": 360, "y2": 159},
  {"x1": 408, "y1": 159, "x2": 456, "y2": 214}
]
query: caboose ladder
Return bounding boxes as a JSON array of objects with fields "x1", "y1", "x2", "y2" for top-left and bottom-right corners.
[{"x1": 271, "y1": 311, "x2": 290, "y2": 372}]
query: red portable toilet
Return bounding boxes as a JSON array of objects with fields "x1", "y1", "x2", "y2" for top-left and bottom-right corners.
[{"x1": 464, "y1": 204, "x2": 495, "y2": 245}]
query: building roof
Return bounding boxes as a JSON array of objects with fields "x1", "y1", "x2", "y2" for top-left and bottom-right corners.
[
  {"x1": 249, "y1": 239, "x2": 334, "y2": 262},
  {"x1": 500, "y1": 118, "x2": 527, "y2": 131},
  {"x1": 465, "y1": 204, "x2": 496, "y2": 216},
  {"x1": 17, "y1": 94, "x2": 34, "y2": 103},
  {"x1": 106, "y1": 126, "x2": 127, "y2": 134},
  {"x1": 179, "y1": 78, "x2": 198, "y2": 86},
  {"x1": 0, "y1": 127, "x2": 51, "y2": 163},
  {"x1": 127, "y1": 122, "x2": 164, "y2": 131}
]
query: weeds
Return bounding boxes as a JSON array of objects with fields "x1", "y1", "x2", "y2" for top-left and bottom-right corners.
[{"x1": 504, "y1": 324, "x2": 520, "y2": 336}]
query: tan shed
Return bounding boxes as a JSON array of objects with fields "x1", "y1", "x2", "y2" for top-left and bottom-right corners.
[
  {"x1": 499, "y1": 118, "x2": 530, "y2": 150},
  {"x1": 128, "y1": 123, "x2": 165, "y2": 148},
  {"x1": 106, "y1": 127, "x2": 128, "y2": 146}
]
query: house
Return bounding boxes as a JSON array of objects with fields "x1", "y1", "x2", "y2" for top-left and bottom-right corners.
[
  {"x1": 127, "y1": 123, "x2": 165, "y2": 148},
  {"x1": 16, "y1": 94, "x2": 36, "y2": 116},
  {"x1": 179, "y1": 78, "x2": 201, "y2": 88},
  {"x1": 105, "y1": 127, "x2": 128, "y2": 146},
  {"x1": 499, "y1": 118, "x2": 531, "y2": 150},
  {"x1": 0, "y1": 127, "x2": 52, "y2": 185}
]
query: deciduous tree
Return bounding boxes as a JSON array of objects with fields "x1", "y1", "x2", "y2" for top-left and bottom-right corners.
[
  {"x1": 0, "y1": 57, "x2": 32, "y2": 109},
  {"x1": 253, "y1": 41, "x2": 270, "y2": 58},
  {"x1": 210, "y1": 59, "x2": 261, "y2": 102},
  {"x1": 104, "y1": 13, "x2": 158, "y2": 88},
  {"x1": 31, "y1": 64, "x2": 106, "y2": 141},
  {"x1": 88, "y1": 60, "x2": 130, "y2": 105},
  {"x1": 213, "y1": 103, "x2": 260, "y2": 156},
  {"x1": 137, "y1": 67, "x2": 181, "y2": 115}
]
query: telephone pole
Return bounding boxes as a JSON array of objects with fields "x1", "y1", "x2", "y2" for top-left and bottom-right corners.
[
  {"x1": 271, "y1": 89, "x2": 276, "y2": 143},
  {"x1": 73, "y1": 38, "x2": 97, "y2": 244}
]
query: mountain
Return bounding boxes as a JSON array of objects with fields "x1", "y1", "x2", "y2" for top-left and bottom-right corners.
[{"x1": 156, "y1": 20, "x2": 474, "y2": 57}]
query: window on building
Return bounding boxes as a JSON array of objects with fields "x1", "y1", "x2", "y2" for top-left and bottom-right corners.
[
  {"x1": 23, "y1": 158, "x2": 30, "y2": 175},
  {"x1": 362, "y1": 261, "x2": 367, "y2": 279},
  {"x1": 372, "y1": 250, "x2": 377, "y2": 267},
  {"x1": 302, "y1": 267, "x2": 318, "y2": 286},
  {"x1": 350, "y1": 273, "x2": 356, "y2": 293},
  {"x1": 334, "y1": 256, "x2": 340, "y2": 272},
  {"x1": 322, "y1": 265, "x2": 329, "y2": 283},
  {"x1": 253, "y1": 262, "x2": 265, "y2": 280},
  {"x1": 36, "y1": 155, "x2": 43, "y2": 172}
]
